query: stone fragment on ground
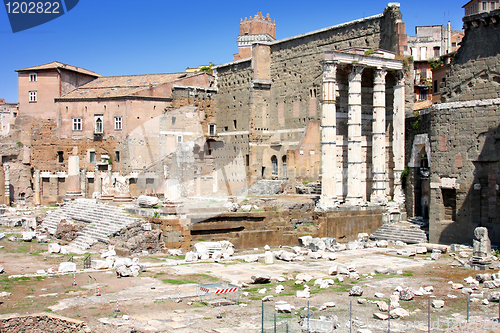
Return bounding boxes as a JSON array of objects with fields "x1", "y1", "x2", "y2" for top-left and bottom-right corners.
[
  {"x1": 430, "y1": 250, "x2": 441, "y2": 260},
  {"x1": 487, "y1": 292, "x2": 500, "y2": 302},
  {"x1": 251, "y1": 275, "x2": 271, "y2": 284},
  {"x1": 58, "y1": 262, "x2": 76, "y2": 273},
  {"x1": 48, "y1": 243, "x2": 60, "y2": 253},
  {"x1": 373, "y1": 313, "x2": 388, "y2": 320},
  {"x1": 296, "y1": 273, "x2": 313, "y2": 282},
  {"x1": 349, "y1": 286, "x2": 363, "y2": 296},
  {"x1": 167, "y1": 249, "x2": 182, "y2": 256},
  {"x1": 297, "y1": 289, "x2": 310, "y2": 298},
  {"x1": 399, "y1": 287, "x2": 414, "y2": 301},
  {"x1": 432, "y1": 300, "x2": 445, "y2": 308},
  {"x1": 390, "y1": 308, "x2": 409, "y2": 319},
  {"x1": 91, "y1": 260, "x2": 109, "y2": 270},
  {"x1": 137, "y1": 195, "x2": 159, "y2": 208},
  {"x1": 275, "y1": 301, "x2": 292, "y2": 313}
]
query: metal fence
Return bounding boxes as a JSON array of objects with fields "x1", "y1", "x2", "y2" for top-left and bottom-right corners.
[
  {"x1": 262, "y1": 301, "x2": 296, "y2": 333},
  {"x1": 261, "y1": 297, "x2": 500, "y2": 333}
]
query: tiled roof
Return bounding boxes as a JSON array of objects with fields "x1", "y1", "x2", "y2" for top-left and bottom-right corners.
[
  {"x1": 59, "y1": 72, "x2": 198, "y2": 99},
  {"x1": 16, "y1": 61, "x2": 101, "y2": 77}
]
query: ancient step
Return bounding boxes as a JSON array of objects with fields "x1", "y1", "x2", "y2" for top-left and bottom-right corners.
[
  {"x1": 41, "y1": 201, "x2": 142, "y2": 250},
  {"x1": 371, "y1": 223, "x2": 427, "y2": 244}
]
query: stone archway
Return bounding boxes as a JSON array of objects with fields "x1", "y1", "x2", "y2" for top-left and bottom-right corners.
[{"x1": 409, "y1": 134, "x2": 431, "y2": 218}]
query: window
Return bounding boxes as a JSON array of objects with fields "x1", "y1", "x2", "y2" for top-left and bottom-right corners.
[
  {"x1": 29, "y1": 73, "x2": 37, "y2": 82},
  {"x1": 114, "y1": 116, "x2": 122, "y2": 130},
  {"x1": 233, "y1": 119, "x2": 237, "y2": 129},
  {"x1": 94, "y1": 115, "x2": 103, "y2": 134},
  {"x1": 29, "y1": 91, "x2": 37, "y2": 102},
  {"x1": 90, "y1": 151, "x2": 95, "y2": 163},
  {"x1": 420, "y1": 47, "x2": 427, "y2": 60},
  {"x1": 452, "y1": 42, "x2": 457, "y2": 48},
  {"x1": 57, "y1": 151, "x2": 64, "y2": 163},
  {"x1": 483, "y1": 1, "x2": 487, "y2": 10},
  {"x1": 172, "y1": 117, "x2": 176, "y2": 125},
  {"x1": 115, "y1": 151, "x2": 120, "y2": 163},
  {"x1": 433, "y1": 80, "x2": 438, "y2": 93},
  {"x1": 209, "y1": 124, "x2": 216, "y2": 136},
  {"x1": 492, "y1": 1, "x2": 496, "y2": 9},
  {"x1": 72, "y1": 117, "x2": 82, "y2": 131},
  {"x1": 177, "y1": 135, "x2": 183, "y2": 143},
  {"x1": 433, "y1": 46, "x2": 440, "y2": 57}
]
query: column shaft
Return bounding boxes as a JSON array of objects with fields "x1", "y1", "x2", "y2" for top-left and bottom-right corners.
[
  {"x1": 393, "y1": 71, "x2": 406, "y2": 203},
  {"x1": 371, "y1": 69, "x2": 388, "y2": 203},
  {"x1": 320, "y1": 62, "x2": 339, "y2": 209},
  {"x1": 346, "y1": 65, "x2": 365, "y2": 205}
]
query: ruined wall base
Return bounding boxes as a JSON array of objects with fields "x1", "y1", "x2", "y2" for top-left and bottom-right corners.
[{"x1": 152, "y1": 207, "x2": 383, "y2": 250}]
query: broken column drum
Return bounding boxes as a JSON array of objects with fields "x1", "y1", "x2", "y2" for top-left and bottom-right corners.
[
  {"x1": 319, "y1": 50, "x2": 405, "y2": 210},
  {"x1": 470, "y1": 226, "x2": 493, "y2": 270}
]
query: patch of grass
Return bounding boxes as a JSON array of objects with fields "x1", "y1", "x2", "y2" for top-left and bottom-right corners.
[
  {"x1": 162, "y1": 273, "x2": 218, "y2": 285},
  {"x1": 44, "y1": 308, "x2": 52, "y2": 312},
  {"x1": 402, "y1": 270, "x2": 414, "y2": 277}
]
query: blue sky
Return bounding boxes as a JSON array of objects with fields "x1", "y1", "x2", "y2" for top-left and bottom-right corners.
[{"x1": 1, "y1": 0, "x2": 465, "y2": 103}]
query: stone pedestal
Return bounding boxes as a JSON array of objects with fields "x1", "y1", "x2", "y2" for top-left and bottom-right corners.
[
  {"x1": 66, "y1": 156, "x2": 82, "y2": 197},
  {"x1": 470, "y1": 227, "x2": 494, "y2": 270},
  {"x1": 113, "y1": 175, "x2": 132, "y2": 202},
  {"x1": 101, "y1": 173, "x2": 114, "y2": 201}
]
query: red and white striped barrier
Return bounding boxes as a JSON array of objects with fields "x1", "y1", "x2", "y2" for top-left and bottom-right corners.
[{"x1": 215, "y1": 288, "x2": 238, "y2": 294}]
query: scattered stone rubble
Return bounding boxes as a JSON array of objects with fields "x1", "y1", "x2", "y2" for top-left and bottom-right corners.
[
  {"x1": 112, "y1": 222, "x2": 164, "y2": 255},
  {"x1": 137, "y1": 195, "x2": 160, "y2": 208}
]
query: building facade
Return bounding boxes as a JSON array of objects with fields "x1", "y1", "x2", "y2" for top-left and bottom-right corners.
[
  {"x1": 214, "y1": 3, "x2": 409, "y2": 207},
  {"x1": 407, "y1": 6, "x2": 500, "y2": 244}
]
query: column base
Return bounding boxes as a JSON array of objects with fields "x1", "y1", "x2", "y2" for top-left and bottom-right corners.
[
  {"x1": 317, "y1": 195, "x2": 340, "y2": 211},
  {"x1": 370, "y1": 193, "x2": 388, "y2": 205},
  {"x1": 113, "y1": 193, "x2": 133, "y2": 202},
  {"x1": 345, "y1": 196, "x2": 367, "y2": 207},
  {"x1": 65, "y1": 191, "x2": 83, "y2": 198}
]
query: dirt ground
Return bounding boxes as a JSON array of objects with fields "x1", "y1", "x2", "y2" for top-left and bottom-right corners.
[{"x1": 2, "y1": 223, "x2": 500, "y2": 333}]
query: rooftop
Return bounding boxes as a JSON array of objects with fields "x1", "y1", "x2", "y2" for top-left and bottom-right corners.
[
  {"x1": 59, "y1": 72, "x2": 204, "y2": 99},
  {"x1": 16, "y1": 61, "x2": 101, "y2": 77}
]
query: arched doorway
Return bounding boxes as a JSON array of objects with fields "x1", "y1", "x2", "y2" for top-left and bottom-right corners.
[
  {"x1": 271, "y1": 155, "x2": 278, "y2": 177},
  {"x1": 282, "y1": 155, "x2": 287, "y2": 180}
]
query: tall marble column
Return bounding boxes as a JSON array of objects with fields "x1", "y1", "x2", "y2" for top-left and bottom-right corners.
[
  {"x1": 66, "y1": 156, "x2": 82, "y2": 197},
  {"x1": 371, "y1": 68, "x2": 388, "y2": 204},
  {"x1": 4, "y1": 164, "x2": 10, "y2": 206},
  {"x1": 319, "y1": 61, "x2": 339, "y2": 210},
  {"x1": 34, "y1": 169, "x2": 41, "y2": 205},
  {"x1": 392, "y1": 70, "x2": 406, "y2": 204},
  {"x1": 346, "y1": 64, "x2": 365, "y2": 205}
]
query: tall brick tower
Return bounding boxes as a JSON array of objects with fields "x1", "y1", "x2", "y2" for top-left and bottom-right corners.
[{"x1": 233, "y1": 11, "x2": 276, "y2": 61}]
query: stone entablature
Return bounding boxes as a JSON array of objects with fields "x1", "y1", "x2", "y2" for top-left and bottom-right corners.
[{"x1": 319, "y1": 49, "x2": 404, "y2": 210}]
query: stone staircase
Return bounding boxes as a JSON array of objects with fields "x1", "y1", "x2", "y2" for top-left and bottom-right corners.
[
  {"x1": 371, "y1": 223, "x2": 428, "y2": 244},
  {"x1": 41, "y1": 199, "x2": 141, "y2": 250}
]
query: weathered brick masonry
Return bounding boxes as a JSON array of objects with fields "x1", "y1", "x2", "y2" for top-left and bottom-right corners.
[{"x1": 413, "y1": 8, "x2": 500, "y2": 244}]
